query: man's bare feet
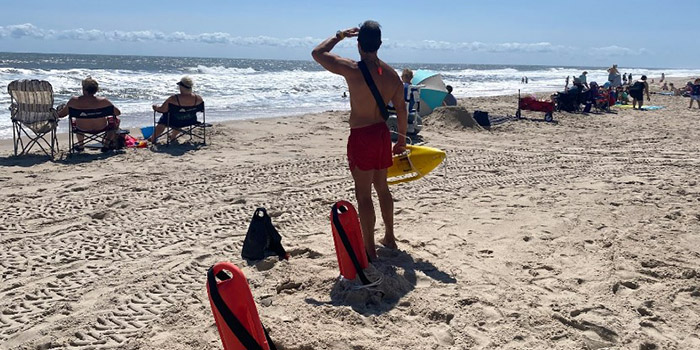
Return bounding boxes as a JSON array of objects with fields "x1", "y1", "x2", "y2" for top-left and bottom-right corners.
[{"x1": 379, "y1": 237, "x2": 397, "y2": 249}]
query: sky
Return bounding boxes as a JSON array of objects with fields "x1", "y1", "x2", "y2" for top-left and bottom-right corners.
[{"x1": 0, "y1": 0, "x2": 696, "y2": 68}]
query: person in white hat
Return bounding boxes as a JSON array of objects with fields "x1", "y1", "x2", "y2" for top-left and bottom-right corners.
[{"x1": 150, "y1": 76, "x2": 203, "y2": 143}]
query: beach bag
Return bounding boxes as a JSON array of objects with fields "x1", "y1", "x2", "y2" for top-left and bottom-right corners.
[
  {"x1": 241, "y1": 208, "x2": 288, "y2": 261},
  {"x1": 473, "y1": 111, "x2": 491, "y2": 128}
]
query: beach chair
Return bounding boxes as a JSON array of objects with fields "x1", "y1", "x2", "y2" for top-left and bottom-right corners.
[
  {"x1": 153, "y1": 102, "x2": 209, "y2": 145},
  {"x1": 7, "y1": 80, "x2": 60, "y2": 158},
  {"x1": 67, "y1": 106, "x2": 127, "y2": 154}
]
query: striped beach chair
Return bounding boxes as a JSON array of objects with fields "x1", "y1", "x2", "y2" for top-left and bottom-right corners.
[{"x1": 8, "y1": 80, "x2": 60, "y2": 158}]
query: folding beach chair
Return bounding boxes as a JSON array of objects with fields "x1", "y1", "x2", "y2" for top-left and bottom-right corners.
[
  {"x1": 153, "y1": 101, "x2": 209, "y2": 146},
  {"x1": 68, "y1": 106, "x2": 127, "y2": 154},
  {"x1": 8, "y1": 80, "x2": 60, "y2": 158}
]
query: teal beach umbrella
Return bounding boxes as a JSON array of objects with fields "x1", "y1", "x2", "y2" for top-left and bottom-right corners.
[{"x1": 411, "y1": 70, "x2": 448, "y2": 116}]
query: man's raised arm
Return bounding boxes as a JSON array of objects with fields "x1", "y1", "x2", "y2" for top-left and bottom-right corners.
[{"x1": 312, "y1": 27, "x2": 359, "y2": 76}]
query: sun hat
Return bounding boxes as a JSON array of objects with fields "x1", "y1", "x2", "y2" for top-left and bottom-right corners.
[{"x1": 177, "y1": 76, "x2": 193, "y2": 89}]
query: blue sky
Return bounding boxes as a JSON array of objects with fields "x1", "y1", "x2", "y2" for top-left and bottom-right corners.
[{"x1": 0, "y1": 0, "x2": 696, "y2": 68}]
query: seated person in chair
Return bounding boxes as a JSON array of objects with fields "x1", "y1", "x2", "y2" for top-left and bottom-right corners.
[
  {"x1": 58, "y1": 77, "x2": 121, "y2": 151},
  {"x1": 150, "y1": 76, "x2": 203, "y2": 143}
]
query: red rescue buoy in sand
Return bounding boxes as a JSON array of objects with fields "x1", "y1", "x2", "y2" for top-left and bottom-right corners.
[
  {"x1": 207, "y1": 262, "x2": 271, "y2": 350},
  {"x1": 330, "y1": 201, "x2": 369, "y2": 282}
]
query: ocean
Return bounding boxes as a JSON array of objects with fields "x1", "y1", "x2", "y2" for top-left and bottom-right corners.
[{"x1": 1, "y1": 52, "x2": 699, "y2": 139}]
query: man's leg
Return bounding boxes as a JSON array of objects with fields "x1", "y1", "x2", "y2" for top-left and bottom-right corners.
[
  {"x1": 351, "y1": 167, "x2": 378, "y2": 260},
  {"x1": 373, "y1": 168, "x2": 396, "y2": 249}
]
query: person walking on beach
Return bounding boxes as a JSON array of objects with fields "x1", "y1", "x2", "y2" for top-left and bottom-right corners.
[
  {"x1": 629, "y1": 75, "x2": 650, "y2": 110},
  {"x1": 312, "y1": 20, "x2": 407, "y2": 260}
]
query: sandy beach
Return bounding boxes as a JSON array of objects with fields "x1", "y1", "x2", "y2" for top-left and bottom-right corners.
[{"x1": 1, "y1": 80, "x2": 699, "y2": 349}]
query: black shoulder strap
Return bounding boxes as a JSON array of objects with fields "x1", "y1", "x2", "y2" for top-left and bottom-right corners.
[
  {"x1": 358, "y1": 60, "x2": 390, "y2": 121},
  {"x1": 207, "y1": 267, "x2": 277, "y2": 350},
  {"x1": 331, "y1": 204, "x2": 371, "y2": 285}
]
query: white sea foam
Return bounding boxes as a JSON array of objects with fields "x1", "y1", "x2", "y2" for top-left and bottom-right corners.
[{"x1": 1, "y1": 55, "x2": 699, "y2": 139}]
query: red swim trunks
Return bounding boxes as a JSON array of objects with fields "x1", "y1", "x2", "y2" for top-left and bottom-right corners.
[{"x1": 347, "y1": 122, "x2": 392, "y2": 171}]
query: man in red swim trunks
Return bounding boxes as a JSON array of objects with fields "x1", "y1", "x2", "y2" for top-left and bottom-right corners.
[{"x1": 312, "y1": 20, "x2": 407, "y2": 260}]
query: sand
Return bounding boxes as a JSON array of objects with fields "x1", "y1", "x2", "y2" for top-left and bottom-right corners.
[{"x1": 1, "y1": 80, "x2": 699, "y2": 350}]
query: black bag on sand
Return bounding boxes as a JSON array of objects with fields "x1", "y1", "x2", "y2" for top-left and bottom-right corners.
[
  {"x1": 242, "y1": 208, "x2": 288, "y2": 261},
  {"x1": 473, "y1": 110, "x2": 491, "y2": 128}
]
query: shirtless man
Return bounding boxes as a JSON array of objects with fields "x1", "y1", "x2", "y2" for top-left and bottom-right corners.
[
  {"x1": 58, "y1": 77, "x2": 121, "y2": 151},
  {"x1": 312, "y1": 20, "x2": 407, "y2": 260}
]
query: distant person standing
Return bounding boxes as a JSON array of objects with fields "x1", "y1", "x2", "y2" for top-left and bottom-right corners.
[
  {"x1": 525, "y1": 76, "x2": 528, "y2": 84},
  {"x1": 578, "y1": 71, "x2": 589, "y2": 89},
  {"x1": 660, "y1": 72, "x2": 665, "y2": 83},
  {"x1": 401, "y1": 69, "x2": 416, "y2": 111},
  {"x1": 629, "y1": 75, "x2": 650, "y2": 110},
  {"x1": 312, "y1": 20, "x2": 407, "y2": 260},
  {"x1": 628, "y1": 73, "x2": 633, "y2": 83},
  {"x1": 565, "y1": 75, "x2": 570, "y2": 89},
  {"x1": 623, "y1": 73, "x2": 628, "y2": 85},
  {"x1": 608, "y1": 64, "x2": 622, "y2": 87},
  {"x1": 521, "y1": 77, "x2": 525, "y2": 84},
  {"x1": 442, "y1": 85, "x2": 457, "y2": 106},
  {"x1": 689, "y1": 78, "x2": 700, "y2": 109}
]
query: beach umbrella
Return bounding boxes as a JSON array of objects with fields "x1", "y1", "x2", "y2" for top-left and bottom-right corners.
[{"x1": 411, "y1": 70, "x2": 448, "y2": 116}]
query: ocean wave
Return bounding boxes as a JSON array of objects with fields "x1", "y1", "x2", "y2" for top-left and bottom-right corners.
[
  {"x1": 184, "y1": 65, "x2": 257, "y2": 75},
  {"x1": 2, "y1": 53, "x2": 700, "y2": 139}
]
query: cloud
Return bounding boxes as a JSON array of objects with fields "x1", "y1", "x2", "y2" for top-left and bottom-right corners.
[
  {"x1": 55, "y1": 28, "x2": 105, "y2": 41},
  {"x1": 590, "y1": 45, "x2": 650, "y2": 56},
  {"x1": 0, "y1": 23, "x2": 44, "y2": 39},
  {"x1": 406, "y1": 40, "x2": 568, "y2": 53},
  {"x1": 0, "y1": 23, "x2": 645, "y2": 56}
]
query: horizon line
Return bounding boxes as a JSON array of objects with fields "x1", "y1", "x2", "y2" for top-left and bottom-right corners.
[{"x1": 0, "y1": 51, "x2": 693, "y2": 72}]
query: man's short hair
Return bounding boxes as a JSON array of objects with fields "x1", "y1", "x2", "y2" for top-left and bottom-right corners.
[
  {"x1": 82, "y1": 77, "x2": 99, "y2": 95},
  {"x1": 446, "y1": 85, "x2": 453, "y2": 93},
  {"x1": 358, "y1": 20, "x2": 382, "y2": 53}
]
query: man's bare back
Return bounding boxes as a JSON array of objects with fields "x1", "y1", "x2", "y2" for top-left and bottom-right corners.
[
  {"x1": 60, "y1": 95, "x2": 120, "y2": 131},
  {"x1": 344, "y1": 60, "x2": 403, "y2": 128}
]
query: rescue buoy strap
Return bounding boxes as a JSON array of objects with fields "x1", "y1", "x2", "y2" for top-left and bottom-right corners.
[
  {"x1": 208, "y1": 267, "x2": 271, "y2": 350},
  {"x1": 358, "y1": 61, "x2": 390, "y2": 122},
  {"x1": 332, "y1": 203, "x2": 372, "y2": 285}
]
